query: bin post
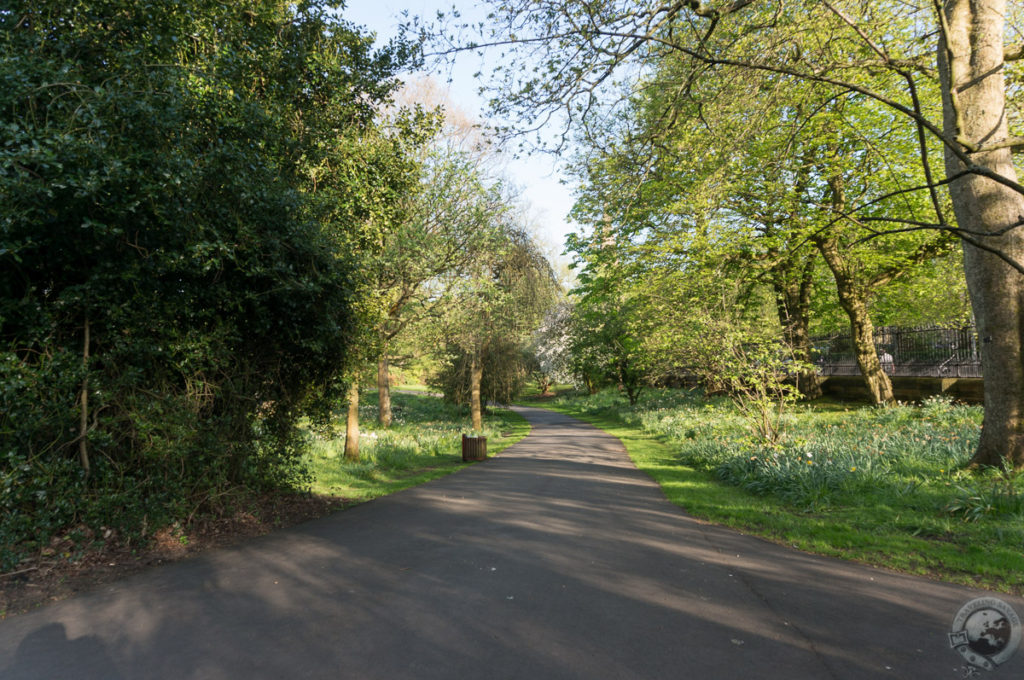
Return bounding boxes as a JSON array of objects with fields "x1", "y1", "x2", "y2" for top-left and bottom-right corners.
[{"x1": 461, "y1": 434, "x2": 488, "y2": 461}]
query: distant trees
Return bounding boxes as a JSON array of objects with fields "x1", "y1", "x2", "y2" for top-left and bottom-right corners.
[
  {"x1": 369, "y1": 108, "x2": 505, "y2": 429},
  {"x1": 329, "y1": 80, "x2": 562, "y2": 456},
  {"x1": 447, "y1": 0, "x2": 1024, "y2": 467},
  {"x1": 528, "y1": 302, "x2": 575, "y2": 396},
  {"x1": 559, "y1": 27, "x2": 956, "y2": 406},
  {"x1": 564, "y1": 263, "x2": 654, "y2": 405},
  {"x1": 338, "y1": 105, "x2": 510, "y2": 459},
  {"x1": 430, "y1": 220, "x2": 560, "y2": 428}
]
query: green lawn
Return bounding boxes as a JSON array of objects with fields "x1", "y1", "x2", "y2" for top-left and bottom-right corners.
[
  {"x1": 540, "y1": 389, "x2": 1024, "y2": 594},
  {"x1": 391, "y1": 382, "x2": 434, "y2": 393},
  {"x1": 307, "y1": 391, "x2": 530, "y2": 503},
  {"x1": 517, "y1": 381, "x2": 576, "y2": 399}
]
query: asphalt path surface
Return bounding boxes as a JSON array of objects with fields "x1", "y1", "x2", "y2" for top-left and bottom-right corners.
[{"x1": 2, "y1": 405, "x2": 1022, "y2": 679}]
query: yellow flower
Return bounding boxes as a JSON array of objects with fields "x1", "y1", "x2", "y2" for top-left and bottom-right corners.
[{"x1": 850, "y1": 467, "x2": 856, "y2": 472}]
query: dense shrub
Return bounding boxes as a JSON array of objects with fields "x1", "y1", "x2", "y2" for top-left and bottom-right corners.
[{"x1": 0, "y1": 1, "x2": 414, "y2": 569}]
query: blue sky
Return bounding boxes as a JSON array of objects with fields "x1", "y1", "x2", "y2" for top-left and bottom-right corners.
[{"x1": 343, "y1": 1, "x2": 580, "y2": 262}]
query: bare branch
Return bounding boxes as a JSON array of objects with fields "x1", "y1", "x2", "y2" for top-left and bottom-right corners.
[
  {"x1": 975, "y1": 136, "x2": 1024, "y2": 154},
  {"x1": 855, "y1": 215, "x2": 1024, "y2": 240},
  {"x1": 685, "y1": 0, "x2": 759, "y2": 19},
  {"x1": 932, "y1": 0, "x2": 977, "y2": 153},
  {"x1": 950, "y1": 233, "x2": 1024, "y2": 275},
  {"x1": 845, "y1": 215, "x2": 1024, "y2": 277},
  {"x1": 821, "y1": 0, "x2": 891, "y2": 64},
  {"x1": 904, "y1": 70, "x2": 948, "y2": 225}
]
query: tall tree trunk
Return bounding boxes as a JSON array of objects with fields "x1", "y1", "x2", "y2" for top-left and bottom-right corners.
[
  {"x1": 79, "y1": 317, "x2": 91, "y2": 478},
  {"x1": 344, "y1": 381, "x2": 359, "y2": 461},
  {"x1": 814, "y1": 236, "x2": 894, "y2": 404},
  {"x1": 469, "y1": 348, "x2": 483, "y2": 431},
  {"x1": 377, "y1": 352, "x2": 392, "y2": 428},
  {"x1": 940, "y1": 0, "x2": 1024, "y2": 468},
  {"x1": 772, "y1": 255, "x2": 823, "y2": 399}
]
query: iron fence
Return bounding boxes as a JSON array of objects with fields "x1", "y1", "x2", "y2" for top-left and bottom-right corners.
[{"x1": 811, "y1": 325, "x2": 981, "y2": 378}]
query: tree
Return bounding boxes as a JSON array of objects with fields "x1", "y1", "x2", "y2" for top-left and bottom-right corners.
[
  {"x1": 369, "y1": 108, "x2": 506, "y2": 428},
  {"x1": 798, "y1": 97, "x2": 956, "y2": 404},
  {"x1": 568, "y1": 47, "x2": 953, "y2": 404},
  {"x1": 564, "y1": 261, "x2": 655, "y2": 405},
  {"x1": 567, "y1": 215, "x2": 799, "y2": 437},
  {"x1": 325, "y1": 117, "x2": 432, "y2": 461},
  {"x1": 431, "y1": 218, "x2": 560, "y2": 428},
  {"x1": 566, "y1": 66, "x2": 831, "y2": 397},
  {"x1": 528, "y1": 301, "x2": 575, "y2": 395},
  {"x1": 938, "y1": 1, "x2": 1024, "y2": 467}
]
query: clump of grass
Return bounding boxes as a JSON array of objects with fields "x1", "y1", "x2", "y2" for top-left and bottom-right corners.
[
  {"x1": 945, "y1": 465, "x2": 1024, "y2": 522},
  {"x1": 306, "y1": 391, "x2": 530, "y2": 502},
  {"x1": 546, "y1": 388, "x2": 1024, "y2": 593}
]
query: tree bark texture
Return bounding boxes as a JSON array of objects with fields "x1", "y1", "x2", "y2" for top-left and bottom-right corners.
[
  {"x1": 377, "y1": 353, "x2": 392, "y2": 428},
  {"x1": 344, "y1": 381, "x2": 359, "y2": 461},
  {"x1": 940, "y1": 0, "x2": 1024, "y2": 468},
  {"x1": 771, "y1": 254, "x2": 823, "y2": 399},
  {"x1": 470, "y1": 349, "x2": 483, "y2": 431},
  {"x1": 79, "y1": 317, "x2": 91, "y2": 477},
  {"x1": 814, "y1": 236, "x2": 894, "y2": 404}
]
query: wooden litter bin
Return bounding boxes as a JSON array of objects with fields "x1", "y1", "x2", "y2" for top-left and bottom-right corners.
[{"x1": 461, "y1": 434, "x2": 487, "y2": 461}]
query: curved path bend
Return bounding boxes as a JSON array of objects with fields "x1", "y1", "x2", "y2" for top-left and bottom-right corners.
[{"x1": 2, "y1": 406, "x2": 1022, "y2": 679}]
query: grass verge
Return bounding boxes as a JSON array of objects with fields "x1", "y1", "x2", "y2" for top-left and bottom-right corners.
[
  {"x1": 307, "y1": 391, "x2": 530, "y2": 503},
  {"x1": 540, "y1": 389, "x2": 1024, "y2": 595}
]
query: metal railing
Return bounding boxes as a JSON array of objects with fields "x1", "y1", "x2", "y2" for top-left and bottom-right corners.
[{"x1": 811, "y1": 325, "x2": 982, "y2": 378}]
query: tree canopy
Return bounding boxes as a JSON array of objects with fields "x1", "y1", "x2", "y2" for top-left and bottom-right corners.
[{"x1": 437, "y1": 0, "x2": 1024, "y2": 467}]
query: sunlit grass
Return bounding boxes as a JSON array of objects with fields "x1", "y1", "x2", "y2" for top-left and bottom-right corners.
[
  {"x1": 544, "y1": 389, "x2": 1024, "y2": 594},
  {"x1": 518, "y1": 382, "x2": 575, "y2": 399},
  {"x1": 306, "y1": 391, "x2": 530, "y2": 503},
  {"x1": 391, "y1": 382, "x2": 433, "y2": 393}
]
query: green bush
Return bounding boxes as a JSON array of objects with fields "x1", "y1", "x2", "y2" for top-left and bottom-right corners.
[{"x1": 0, "y1": 0, "x2": 413, "y2": 570}]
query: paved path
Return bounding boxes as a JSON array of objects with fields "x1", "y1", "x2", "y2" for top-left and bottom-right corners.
[{"x1": 1, "y1": 406, "x2": 1022, "y2": 679}]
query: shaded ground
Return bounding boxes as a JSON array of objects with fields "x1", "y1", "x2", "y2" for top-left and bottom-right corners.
[
  {"x1": 1, "y1": 406, "x2": 1022, "y2": 679},
  {"x1": 1, "y1": 494, "x2": 345, "y2": 619}
]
